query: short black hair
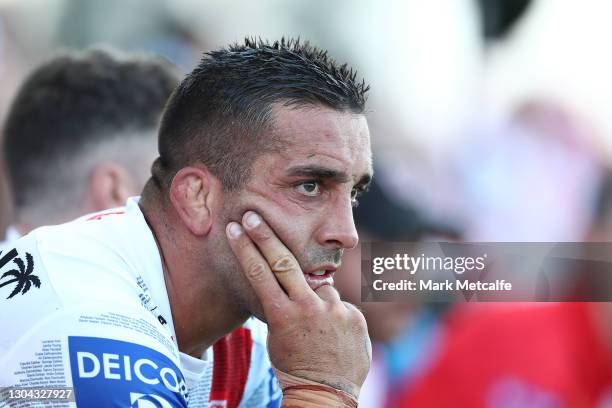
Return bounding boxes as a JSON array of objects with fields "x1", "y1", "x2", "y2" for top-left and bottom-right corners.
[
  {"x1": 154, "y1": 37, "x2": 369, "y2": 190},
  {"x1": 2, "y1": 47, "x2": 181, "y2": 212}
]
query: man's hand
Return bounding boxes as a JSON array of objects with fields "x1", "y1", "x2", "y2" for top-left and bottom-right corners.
[{"x1": 226, "y1": 211, "x2": 371, "y2": 400}]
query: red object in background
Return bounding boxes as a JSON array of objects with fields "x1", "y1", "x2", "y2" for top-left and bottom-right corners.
[{"x1": 398, "y1": 303, "x2": 612, "y2": 408}]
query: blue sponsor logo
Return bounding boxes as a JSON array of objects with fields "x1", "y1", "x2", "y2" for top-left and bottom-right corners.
[
  {"x1": 266, "y1": 367, "x2": 282, "y2": 407},
  {"x1": 68, "y1": 336, "x2": 188, "y2": 407}
]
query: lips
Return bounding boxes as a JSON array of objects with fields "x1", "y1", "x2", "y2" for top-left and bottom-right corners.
[{"x1": 304, "y1": 266, "x2": 337, "y2": 291}]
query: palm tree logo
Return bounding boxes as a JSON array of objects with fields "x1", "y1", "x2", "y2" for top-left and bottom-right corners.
[{"x1": 0, "y1": 250, "x2": 41, "y2": 299}]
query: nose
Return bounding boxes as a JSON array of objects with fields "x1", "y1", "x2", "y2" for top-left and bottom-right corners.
[{"x1": 316, "y1": 194, "x2": 359, "y2": 250}]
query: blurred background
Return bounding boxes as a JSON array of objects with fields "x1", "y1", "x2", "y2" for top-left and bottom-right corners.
[
  {"x1": 1, "y1": 0, "x2": 611, "y2": 241},
  {"x1": 2, "y1": 0, "x2": 612, "y2": 406}
]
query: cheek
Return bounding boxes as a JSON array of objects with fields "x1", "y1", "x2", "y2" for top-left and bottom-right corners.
[
  {"x1": 230, "y1": 187, "x2": 323, "y2": 263},
  {"x1": 264, "y1": 210, "x2": 313, "y2": 251},
  {"x1": 258, "y1": 205, "x2": 324, "y2": 270}
]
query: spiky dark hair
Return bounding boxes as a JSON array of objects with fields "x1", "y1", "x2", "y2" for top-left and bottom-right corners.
[
  {"x1": 3, "y1": 47, "x2": 181, "y2": 213},
  {"x1": 153, "y1": 37, "x2": 369, "y2": 190}
]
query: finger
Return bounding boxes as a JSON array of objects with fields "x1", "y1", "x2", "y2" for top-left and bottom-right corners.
[
  {"x1": 314, "y1": 284, "x2": 342, "y2": 303},
  {"x1": 241, "y1": 211, "x2": 316, "y2": 301},
  {"x1": 343, "y1": 301, "x2": 372, "y2": 361},
  {"x1": 342, "y1": 301, "x2": 360, "y2": 311},
  {"x1": 226, "y1": 222, "x2": 289, "y2": 312},
  {"x1": 342, "y1": 301, "x2": 364, "y2": 313}
]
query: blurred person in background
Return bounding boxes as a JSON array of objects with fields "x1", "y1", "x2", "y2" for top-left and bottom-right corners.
[
  {"x1": 0, "y1": 10, "x2": 30, "y2": 240},
  {"x1": 335, "y1": 176, "x2": 460, "y2": 408},
  {"x1": 455, "y1": 99, "x2": 602, "y2": 242},
  {"x1": 0, "y1": 47, "x2": 181, "y2": 246},
  {"x1": 396, "y1": 170, "x2": 612, "y2": 408}
]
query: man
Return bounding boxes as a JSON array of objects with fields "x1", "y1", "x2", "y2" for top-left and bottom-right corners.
[
  {"x1": 0, "y1": 47, "x2": 180, "y2": 243},
  {"x1": 0, "y1": 38, "x2": 373, "y2": 407}
]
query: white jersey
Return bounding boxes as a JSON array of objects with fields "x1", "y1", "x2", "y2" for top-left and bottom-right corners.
[
  {"x1": 0, "y1": 226, "x2": 21, "y2": 249},
  {"x1": 0, "y1": 198, "x2": 281, "y2": 407}
]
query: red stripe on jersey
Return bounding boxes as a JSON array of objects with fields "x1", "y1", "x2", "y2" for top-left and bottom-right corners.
[
  {"x1": 210, "y1": 327, "x2": 253, "y2": 408},
  {"x1": 86, "y1": 211, "x2": 126, "y2": 221}
]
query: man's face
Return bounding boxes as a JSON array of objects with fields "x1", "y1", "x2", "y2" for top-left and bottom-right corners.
[{"x1": 210, "y1": 104, "x2": 373, "y2": 320}]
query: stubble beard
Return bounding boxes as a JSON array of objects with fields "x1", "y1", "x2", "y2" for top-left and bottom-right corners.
[{"x1": 208, "y1": 210, "x2": 268, "y2": 323}]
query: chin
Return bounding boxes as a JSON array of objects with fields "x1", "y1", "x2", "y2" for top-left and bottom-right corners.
[
  {"x1": 248, "y1": 299, "x2": 268, "y2": 324},
  {"x1": 240, "y1": 291, "x2": 268, "y2": 324}
]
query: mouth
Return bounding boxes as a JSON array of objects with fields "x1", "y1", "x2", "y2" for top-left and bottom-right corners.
[{"x1": 303, "y1": 266, "x2": 337, "y2": 291}]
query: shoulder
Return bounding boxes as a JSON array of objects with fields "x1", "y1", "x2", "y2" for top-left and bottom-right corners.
[
  {"x1": 0, "y1": 224, "x2": 143, "y2": 321},
  {"x1": 0, "y1": 301, "x2": 188, "y2": 406},
  {"x1": 0, "y1": 211, "x2": 161, "y2": 356}
]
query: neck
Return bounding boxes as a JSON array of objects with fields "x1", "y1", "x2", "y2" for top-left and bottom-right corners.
[
  {"x1": 12, "y1": 223, "x2": 32, "y2": 237},
  {"x1": 139, "y1": 192, "x2": 248, "y2": 358}
]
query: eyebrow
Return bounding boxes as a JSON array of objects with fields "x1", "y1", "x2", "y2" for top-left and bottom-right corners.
[{"x1": 285, "y1": 164, "x2": 372, "y2": 187}]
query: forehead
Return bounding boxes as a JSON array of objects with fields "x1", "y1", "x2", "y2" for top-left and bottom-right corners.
[{"x1": 268, "y1": 104, "x2": 372, "y2": 176}]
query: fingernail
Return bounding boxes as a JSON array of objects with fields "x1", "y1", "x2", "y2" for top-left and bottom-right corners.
[
  {"x1": 245, "y1": 212, "x2": 261, "y2": 228},
  {"x1": 228, "y1": 222, "x2": 243, "y2": 238}
]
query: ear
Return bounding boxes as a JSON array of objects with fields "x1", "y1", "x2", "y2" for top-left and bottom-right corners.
[
  {"x1": 169, "y1": 166, "x2": 219, "y2": 236},
  {"x1": 90, "y1": 163, "x2": 135, "y2": 211}
]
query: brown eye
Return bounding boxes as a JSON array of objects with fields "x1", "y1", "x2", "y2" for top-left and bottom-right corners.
[{"x1": 296, "y1": 181, "x2": 321, "y2": 196}]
